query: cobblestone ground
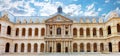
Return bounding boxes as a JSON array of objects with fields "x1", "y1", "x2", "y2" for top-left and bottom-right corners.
[{"x1": 1, "y1": 52, "x2": 120, "y2": 56}]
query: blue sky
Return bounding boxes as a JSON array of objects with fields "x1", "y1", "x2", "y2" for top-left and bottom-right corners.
[{"x1": 0, "y1": 0, "x2": 120, "y2": 17}]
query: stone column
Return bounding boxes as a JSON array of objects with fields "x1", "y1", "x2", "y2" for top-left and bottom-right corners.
[
  {"x1": 78, "y1": 44, "x2": 80, "y2": 52},
  {"x1": 10, "y1": 43, "x2": 14, "y2": 53},
  {"x1": 31, "y1": 43, "x2": 34, "y2": 53},
  {"x1": 97, "y1": 29, "x2": 100, "y2": 37},
  {"x1": 24, "y1": 43, "x2": 27, "y2": 53},
  {"x1": 54, "y1": 41, "x2": 56, "y2": 52},
  {"x1": 18, "y1": 44, "x2": 20, "y2": 53},
  {"x1": 84, "y1": 43, "x2": 86, "y2": 52},
  {"x1": 77, "y1": 28, "x2": 80, "y2": 38},
  {"x1": 52, "y1": 41, "x2": 54, "y2": 52},
  {"x1": 52, "y1": 25, "x2": 54, "y2": 36},
  {"x1": 25, "y1": 28, "x2": 28, "y2": 38},
  {"x1": 112, "y1": 42, "x2": 118, "y2": 52},
  {"x1": 19, "y1": 28, "x2": 22, "y2": 38},
  {"x1": 91, "y1": 43, "x2": 93, "y2": 52},
  {"x1": 39, "y1": 28, "x2": 41, "y2": 37},
  {"x1": 32, "y1": 28, "x2": 34, "y2": 38},
  {"x1": 38, "y1": 28, "x2": 41, "y2": 38},
  {"x1": 84, "y1": 28, "x2": 86, "y2": 38},
  {"x1": 11, "y1": 28, "x2": 15, "y2": 37},
  {"x1": 68, "y1": 25, "x2": 70, "y2": 36},
  {"x1": 97, "y1": 43, "x2": 100, "y2": 52},
  {"x1": 38, "y1": 44, "x2": 40, "y2": 53},
  {"x1": 55, "y1": 25, "x2": 56, "y2": 36},
  {"x1": 68, "y1": 41, "x2": 70, "y2": 52},
  {"x1": 90, "y1": 28, "x2": 93, "y2": 38},
  {"x1": 111, "y1": 25, "x2": 117, "y2": 36}
]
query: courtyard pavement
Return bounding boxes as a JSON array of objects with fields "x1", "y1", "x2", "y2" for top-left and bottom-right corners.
[{"x1": 1, "y1": 52, "x2": 120, "y2": 56}]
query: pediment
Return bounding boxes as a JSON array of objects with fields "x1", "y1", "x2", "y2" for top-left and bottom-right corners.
[{"x1": 45, "y1": 14, "x2": 73, "y2": 23}]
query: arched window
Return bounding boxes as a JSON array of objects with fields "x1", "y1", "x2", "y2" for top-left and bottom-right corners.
[
  {"x1": 16, "y1": 28, "x2": 19, "y2": 36},
  {"x1": 80, "y1": 43, "x2": 84, "y2": 52},
  {"x1": 34, "y1": 43, "x2": 38, "y2": 52},
  {"x1": 73, "y1": 43, "x2": 77, "y2": 52},
  {"x1": 99, "y1": 28, "x2": 103, "y2": 36},
  {"x1": 41, "y1": 28, "x2": 45, "y2": 36},
  {"x1": 5, "y1": 43, "x2": 10, "y2": 52},
  {"x1": 80, "y1": 28, "x2": 84, "y2": 37},
  {"x1": 86, "y1": 28, "x2": 90, "y2": 37},
  {"x1": 21, "y1": 43, "x2": 24, "y2": 52},
  {"x1": 107, "y1": 26, "x2": 111, "y2": 35},
  {"x1": 27, "y1": 43, "x2": 31, "y2": 52},
  {"x1": 22, "y1": 28, "x2": 26, "y2": 36},
  {"x1": 100, "y1": 43, "x2": 104, "y2": 52},
  {"x1": 14, "y1": 43, "x2": 18, "y2": 52},
  {"x1": 7, "y1": 26, "x2": 11, "y2": 35},
  {"x1": 93, "y1": 28, "x2": 96, "y2": 36},
  {"x1": 87, "y1": 43, "x2": 91, "y2": 52},
  {"x1": 40, "y1": 43, "x2": 44, "y2": 52},
  {"x1": 57, "y1": 27, "x2": 61, "y2": 35},
  {"x1": 28, "y1": 28, "x2": 32, "y2": 36},
  {"x1": 0, "y1": 24, "x2": 1, "y2": 33},
  {"x1": 73, "y1": 28, "x2": 77, "y2": 36},
  {"x1": 118, "y1": 42, "x2": 120, "y2": 52},
  {"x1": 117, "y1": 24, "x2": 120, "y2": 33},
  {"x1": 35, "y1": 28, "x2": 38, "y2": 36},
  {"x1": 108, "y1": 42, "x2": 112, "y2": 52},
  {"x1": 93, "y1": 43, "x2": 97, "y2": 52}
]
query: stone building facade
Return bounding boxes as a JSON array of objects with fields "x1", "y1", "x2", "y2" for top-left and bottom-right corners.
[{"x1": 0, "y1": 7, "x2": 120, "y2": 54}]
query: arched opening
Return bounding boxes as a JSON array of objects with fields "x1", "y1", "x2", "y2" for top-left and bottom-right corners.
[
  {"x1": 99, "y1": 28, "x2": 103, "y2": 36},
  {"x1": 7, "y1": 26, "x2": 11, "y2": 35},
  {"x1": 118, "y1": 42, "x2": 120, "y2": 52},
  {"x1": 86, "y1": 28, "x2": 90, "y2": 37},
  {"x1": 108, "y1": 42, "x2": 112, "y2": 52},
  {"x1": 80, "y1": 43, "x2": 84, "y2": 52},
  {"x1": 57, "y1": 43, "x2": 61, "y2": 52},
  {"x1": 57, "y1": 27, "x2": 61, "y2": 35},
  {"x1": 28, "y1": 28, "x2": 32, "y2": 36},
  {"x1": 73, "y1": 43, "x2": 77, "y2": 52},
  {"x1": 21, "y1": 43, "x2": 24, "y2": 52},
  {"x1": 80, "y1": 28, "x2": 84, "y2": 37},
  {"x1": 35, "y1": 28, "x2": 38, "y2": 36},
  {"x1": 16, "y1": 28, "x2": 19, "y2": 36},
  {"x1": 14, "y1": 43, "x2": 18, "y2": 52},
  {"x1": 5, "y1": 43, "x2": 10, "y2": 52},
  {"x1": 73, "y1": 28, "x2": 77, "y2": 36},
  {"x1": 0, "y1": 24, "x2": 1, "y2": 33},
  {"x1": 27, "y1": 43, "x2": 31, "y2": 52},
  {"x1": 107, "y1": 26, "x2": 111, "y2": 35},
  {"x1": 93, "y1": 28, "x2": 96, "y2": 36},
  {"x1": 93, "y1": 43, "x2": 97, "y2": 52},
  {"x1": 34, "y1": 43, "x2": 38, "y2": 52},
  {"x1": 22, "y1": 28, "x2": 26, "y2": 36},
  {"x1": 40, "y1": 43, "x2": 44, "y2": 52},
  {"x1": 100, "y1": 43, "x2": 104, "y2": 52},
  {"x1": 41, "y1": 28, "x2": 45, "y2": 36},
  {"x1": 50, "y1": 47, "x2": 52, "y2": 52},
  {"x1": 87, "y1": 43, "x2": 91, "y2": 52},
  {"x1": 65, "y1": 47, "x2": 68, "y2": 52},
  {"x1": 117, "y1": 24, "x2": 120, "y2": 33}
]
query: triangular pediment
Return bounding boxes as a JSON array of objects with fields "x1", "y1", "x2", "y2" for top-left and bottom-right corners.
[{"x1": 45, "y1": 14, "x2": 73, "y2": 23}]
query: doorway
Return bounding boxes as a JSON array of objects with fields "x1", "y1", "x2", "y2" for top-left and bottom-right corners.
[{"x1": 57, "y1": 43, "x2": 61, "y2": 52}]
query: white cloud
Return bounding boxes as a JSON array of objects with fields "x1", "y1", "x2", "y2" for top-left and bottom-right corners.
[
  {"x1": 0, "y1": 0, "x2": 100, "y2": 17},
  {"x1": 105, "y1": 0, "x2": 110, "y2": 3},
  {"x1": 84, "y1": 3, "x2": 98, "y2": 16},
  {"x1": 98, "y1": 8, "x2": 102, "y2": 11},
  {"x1": 86, "y1": 3, "x2": 94, "y2": 11},
  {"x1": 64, "y1": 4, "x2": 82, "y2": 16}
]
